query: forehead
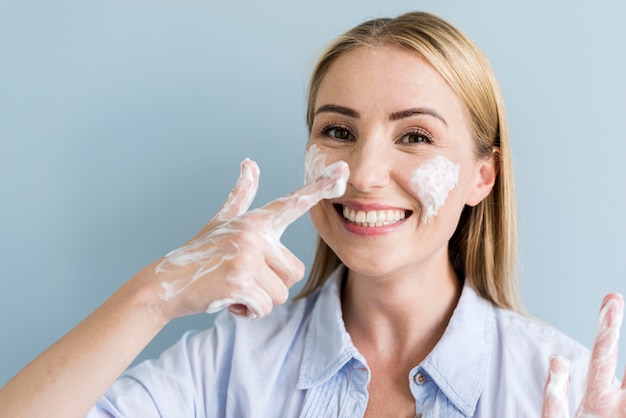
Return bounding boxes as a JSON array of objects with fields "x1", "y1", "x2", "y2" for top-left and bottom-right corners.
[{"x1": 315, "y1": 45, "x2": 467, "y2": 123}]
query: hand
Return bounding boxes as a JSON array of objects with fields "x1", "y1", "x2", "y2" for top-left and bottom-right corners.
[
  {"x1": 542, "y1": 293, "x2": 626, "y2": 417},
  {"x1": 152, "y1": 158, "x2": 349, "y2": 321}
]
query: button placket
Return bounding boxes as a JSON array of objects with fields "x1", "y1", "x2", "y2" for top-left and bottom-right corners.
[{"x1": 410, "y1": 369, "x2": 431, "y2": 418}]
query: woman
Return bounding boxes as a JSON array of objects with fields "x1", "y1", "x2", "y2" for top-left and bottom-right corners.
[{"x1": 0, "y1": 11, "x2": 623, "y2": 418}]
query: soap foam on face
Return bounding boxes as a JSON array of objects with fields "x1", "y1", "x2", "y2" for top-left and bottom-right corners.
[
  {"x1": 304, "y1": 144, "x2": 327, "y2": 184},
  {"x1": 304, "y1": 144, "x2": 348, "y2": 199},
  {"x1": 154, "y1": 149, "x2": 349, "y2": 320},
  {"x1": 409, "y1": 155, "x2": 460, "y2": 223}
]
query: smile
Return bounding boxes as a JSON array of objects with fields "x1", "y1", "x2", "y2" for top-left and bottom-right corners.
[{"x1": 338, "y1": 205, "x2": 410, "y2": 227}]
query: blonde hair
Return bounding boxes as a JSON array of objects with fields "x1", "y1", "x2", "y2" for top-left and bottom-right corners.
[{"x1": 297, "y1": 11, "x2": 522, "y2": 312}]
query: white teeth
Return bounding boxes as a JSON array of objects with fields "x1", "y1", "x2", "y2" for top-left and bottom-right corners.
[{"x1": 342, "y1": 206, "x2": 406, "y2": 227}]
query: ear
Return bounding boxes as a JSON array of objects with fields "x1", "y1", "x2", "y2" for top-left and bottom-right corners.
[{"x1": 465, "y1": 149, "x2": 498, "y2": 207}]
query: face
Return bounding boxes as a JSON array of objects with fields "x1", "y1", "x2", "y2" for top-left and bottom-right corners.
[{"x1": 307, "y1": 45, "x2": 496, "y2": 279}]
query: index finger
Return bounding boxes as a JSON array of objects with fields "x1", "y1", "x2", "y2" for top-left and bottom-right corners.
[
  {"x1": 585, "y1": 293, "x2": 624, "y2": 393},
  {"x1": 261, "y1": 160, "x2": 349, "y2": 236}
]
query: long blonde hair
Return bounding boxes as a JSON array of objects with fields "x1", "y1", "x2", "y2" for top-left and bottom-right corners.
[{"x1": 297, "y1": 11, "x2": 521, "y2": 312}]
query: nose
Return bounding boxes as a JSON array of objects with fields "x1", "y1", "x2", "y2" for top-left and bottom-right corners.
[{"x1": 347, "y1": 141, "x2": 391, "y2": 192}]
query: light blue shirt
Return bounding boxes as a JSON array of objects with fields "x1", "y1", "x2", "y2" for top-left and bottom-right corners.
[{"x1": 89, "y1": 266, "x2": 590, "y2": 417}]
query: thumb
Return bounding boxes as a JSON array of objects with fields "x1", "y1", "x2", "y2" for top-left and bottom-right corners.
[{"x1": 214, "y1": 158, "x2": 260, "y2": 222}]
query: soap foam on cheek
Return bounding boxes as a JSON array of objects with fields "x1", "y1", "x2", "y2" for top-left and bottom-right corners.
[
  {"x1": 304, "y1": 144, "x2": 327, "y2": 184},
  {"x1": 303, "y1": 144, "x2": 349, "y2": 201},
  {"x1": 409, "y1": 155, "x2": 460, "y2": 223}
]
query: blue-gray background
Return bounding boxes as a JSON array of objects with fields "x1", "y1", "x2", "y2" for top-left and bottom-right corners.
[{"x1": 1, "y1": 0, "x2": 625, "y2": 387}]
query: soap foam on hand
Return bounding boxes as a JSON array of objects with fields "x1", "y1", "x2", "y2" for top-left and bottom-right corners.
[
  {"x1": 318, "y1": 160, "x2": 349, "y2": 199},
  {"x1": 304, "y1": 144, "x2": 349, "y2": 200},
  {"x1": 154, "y1": 154, "x2": 349, "y2": 321}
]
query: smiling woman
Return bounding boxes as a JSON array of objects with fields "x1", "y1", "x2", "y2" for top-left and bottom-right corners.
[
  {"x1": 0, "y1": 9, "x2": 624, "y2": 418},
  {"x1": 301, "y1": 22, "x2": 514, "y2": 311}
]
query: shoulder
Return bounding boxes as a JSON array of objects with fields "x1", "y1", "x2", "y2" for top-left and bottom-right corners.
[
  {"x1": 127, "y1": 294, "x2": 316, "y2": 373},
  {"x1": 485, "y1": 306, "x2": 590, "y2": 412},
  {"x1": 492, "y1": 306, "x2": 589, "y2": 367},
  {"x1": 106, "y1": 294, "x2": 321, "y2": 417}
]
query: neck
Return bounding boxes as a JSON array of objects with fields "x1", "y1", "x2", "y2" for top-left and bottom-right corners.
[{"x1": 341, "y1": 259, "x2": 462, "y2": 365}]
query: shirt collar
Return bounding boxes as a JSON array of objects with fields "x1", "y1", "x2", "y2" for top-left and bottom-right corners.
[
  {"x1": 420, "y1": 282, "x2": 494, "y2": 416},
  {"x1": 297, "y1": 265, "x2": 362, "y2": 389},
  {"x1": 296, "y1": 265, "x2": 495, "y2": 417}
]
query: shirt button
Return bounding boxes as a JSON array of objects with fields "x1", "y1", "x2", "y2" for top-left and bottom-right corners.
[{"x1": 413, "y1": 372, "x2": 426, "y2": 385}]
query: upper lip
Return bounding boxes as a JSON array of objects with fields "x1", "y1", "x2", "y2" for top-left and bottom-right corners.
[{"x1": 334, "y1": 200, "x2": 412, "y2": 213}]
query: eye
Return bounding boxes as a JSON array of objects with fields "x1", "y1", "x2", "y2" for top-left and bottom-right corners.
[
  {"x1": 322, "y1": 125, "x2": 355, "y2": 142},
  {"x1": 399, "y1": 129, "x2": 433, "y2": 144}
]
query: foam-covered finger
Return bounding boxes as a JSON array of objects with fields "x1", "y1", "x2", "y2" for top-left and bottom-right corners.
[
  {"x1": 215, "y1": 159, "x2": 260, "y2": 222},
  {"x1": 262, "y1": 160, "x2": 349, "y2": 235},
  {"x1": 265, "y1": 241, "x2": 306, "y2": 288},
  {"x1": 228, "y1": 303, "x2": 252, "y2": 318},
  {"x1": 258, "y1": 269, "x2": 290, "y2": 307},
  {"x1": 587, "y1": 293, "x2": 624, "y2": 391},
  {"x1": 542, "y1": 355, "x2": 571, "y2": 418},
  {"x1": 205, "y1": 280, "x2": 273, "y2": 320}
]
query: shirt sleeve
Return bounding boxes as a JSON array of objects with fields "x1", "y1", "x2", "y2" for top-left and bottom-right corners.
[{"x1": 86, "y1": 317, "x2": 234, "y2": 418}]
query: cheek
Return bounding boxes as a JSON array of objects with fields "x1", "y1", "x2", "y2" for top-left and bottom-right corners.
[
  {"x1": 408, "y1": 155, "x2": 460, "y2": 223},
  {"x1": 308, "y1": 204, "x2": 322, "y2": 227},
  {"x1": 304, "y1": 143, "x2": 343, "y2": 183},
  {"x1": 304, "y1": 144, "x2": 325, "y2": 184},
  {"x1": 308, "y1": 202, "x2": 332, "y2": 242},
  {"x1": 304, "y1": 142, "x2": 347, "y2": 182}
]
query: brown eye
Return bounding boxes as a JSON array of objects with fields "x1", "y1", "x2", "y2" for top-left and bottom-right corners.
[
  {"x1": 401, "y1": 130, "x2": 433, "y2": 144},
  {"x1": 323, "y1": 126, "x2": 355, "y2": 141}
]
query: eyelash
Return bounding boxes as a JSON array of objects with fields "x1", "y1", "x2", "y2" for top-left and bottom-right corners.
[
  {"x1": 399, "y1": 128, "x2": 434, "y2": 144},
  {"x1": 321, "y1": 124, "x2": 355, "y2": 142},
  {"x1": 320, "y1": 124, "x2": 434, "y2": 145}
]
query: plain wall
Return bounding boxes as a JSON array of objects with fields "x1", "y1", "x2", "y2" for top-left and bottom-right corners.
[{"x1": 1, "y1": 0, "x2": 625, "y2": 388}]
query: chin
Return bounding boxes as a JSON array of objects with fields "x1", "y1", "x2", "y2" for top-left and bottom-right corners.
[{"x1": 333, "y1": 249, "x2": 402, "y2": 278}]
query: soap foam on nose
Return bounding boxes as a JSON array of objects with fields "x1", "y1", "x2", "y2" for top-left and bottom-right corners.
[
  {"x1": 409, "y1": 155, "x2": 459, "y2": 223},
  {"x1": 304, "y1": 144, "x2": 348, "y2": 199},
  {"x1": 319, "y1": 161, "x2": 349, "y2": 199},
  {"x1": 155, "y1": 148, "x2": 349, "y2": 320}
]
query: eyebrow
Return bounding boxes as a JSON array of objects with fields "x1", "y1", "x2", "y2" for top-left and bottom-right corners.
[
  {"x1": 389, "y1": 108, "x2": 448, "y2": 126},
  {"x1": 314, "y1": 104, "x2": 360, "y2": 118},
  {"x1": 314, "y1": 104, "x2": 447, "y2": 126}
]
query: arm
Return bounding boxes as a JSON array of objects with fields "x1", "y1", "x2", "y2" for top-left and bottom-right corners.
[
  {"x1": 542, "y1": 293, "x2": 626, "y2": 417},
  {"x1": 0, "y1": 158, "x2": 349, "y2": 418}
]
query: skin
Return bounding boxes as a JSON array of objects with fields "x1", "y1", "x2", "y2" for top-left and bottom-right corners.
[
  {"x1": 307, "y1": 45, "x2": 497, "y2": 417},
  {"x1": 0, "y1": 158, "x2": 349, "y2": 417},
  {"x1": 0, "y1": 41, "x2": 622, "y2": 418},
  {"x1": 308, "y1": 44, "x2": 626, "y2": 418},
  {"x1": 542, "y1": 293, "x2": 626, "y2": 417}
]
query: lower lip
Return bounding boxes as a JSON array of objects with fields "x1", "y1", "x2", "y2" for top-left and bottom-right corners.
[{"x1": 339, "y1": 214, "x2": 407, "y2": 236}]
